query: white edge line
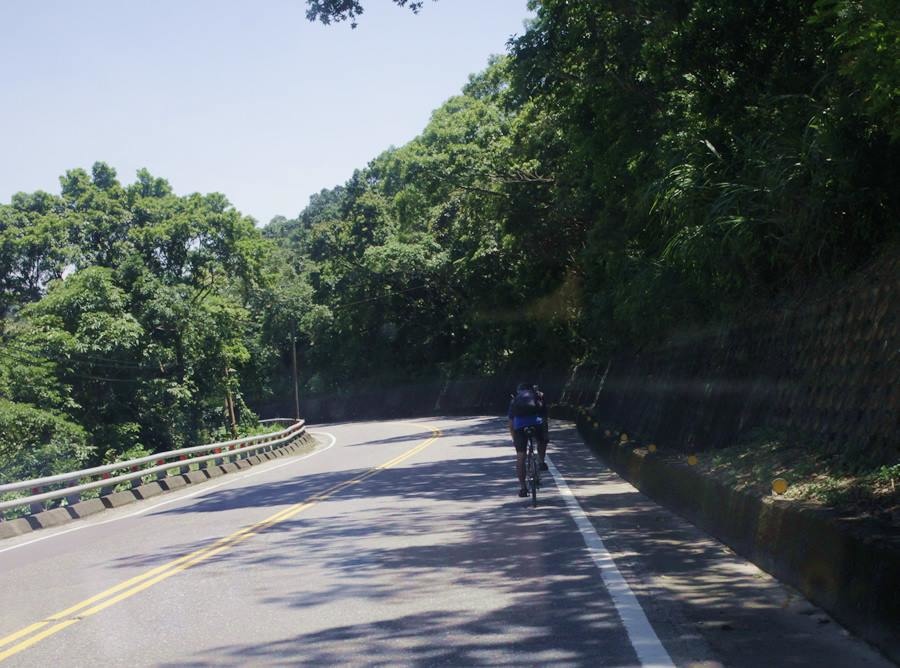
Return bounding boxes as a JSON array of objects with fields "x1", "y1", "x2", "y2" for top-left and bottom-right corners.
[
  {"x1": 546, "y1": 456, "x2": 675, "y2": 668},
  {"x1": 0, "y1": 431, "x2": 338, "y2": 555}
]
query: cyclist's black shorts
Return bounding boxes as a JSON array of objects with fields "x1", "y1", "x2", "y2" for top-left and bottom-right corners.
[{"x1": 512, "y1": 427, "x2": 545, "y2": 453}]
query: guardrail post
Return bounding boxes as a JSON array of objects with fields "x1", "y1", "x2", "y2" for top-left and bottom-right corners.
[
  {"x1": 156, "y1": 460, "x2": 167, "y2": 481},
  {"x1": 100, "y1": 472, "x2": 113, "y2": 497},
  {"x1": 179, "y1": 455, "x2": 189, "y2": 475},
  {"x1": 130, "y1": 465, "x2": 142, "y2": 489},
  {"x1": 60, "y1": 477, "x2": 80, "y2": 506},
  {"x1": 29, "y1": 487, "x2": 43, "y2": 515}
]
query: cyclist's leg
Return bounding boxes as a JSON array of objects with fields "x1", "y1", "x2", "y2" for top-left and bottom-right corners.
[
  {"x1": 517, "y1": 450, "x2": 526, "y2": 486},
  {"x1": 536, "y1": 425, "x2": 548, "y2": 469},
  {"x1": 513, "y1": 429, "x2": 527, "y2": 492}
]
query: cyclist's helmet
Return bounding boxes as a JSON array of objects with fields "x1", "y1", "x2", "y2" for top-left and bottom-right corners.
[{"x1": 516, "y1": 382, "x2": 533, "y2": 392}]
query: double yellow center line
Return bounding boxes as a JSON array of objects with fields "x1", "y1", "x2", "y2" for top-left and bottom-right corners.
[{"x1": 0, "y1": 427, "x2": 441, "y2": 662}]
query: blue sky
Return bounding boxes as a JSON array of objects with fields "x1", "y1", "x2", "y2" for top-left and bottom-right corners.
[{"x1": 0, "y1": 0, "x2": 531, "y2": 224}]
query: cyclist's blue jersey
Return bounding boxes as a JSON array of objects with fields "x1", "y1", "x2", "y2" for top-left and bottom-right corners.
[{"x1": 510, "y1": 414, "x2": 543, "y2": 430}]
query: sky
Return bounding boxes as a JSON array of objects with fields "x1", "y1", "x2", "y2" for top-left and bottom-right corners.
[{"x1": 0, "y1": 0, "x2": 531, "y2": 225}]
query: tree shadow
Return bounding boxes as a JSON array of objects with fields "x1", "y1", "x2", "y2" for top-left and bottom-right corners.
[
  {"x1": 332, "y1": 415, "x2": 503, "y2": 447},
  {"x1": 147, "y1": 458, "x2": 640, "y2": 665},
  {"x1": 111, "y1": 424, "x2": 642, "y2": 665},
  {"x1": 109, "y1": 418, "x2": 877, "y2": 667}
]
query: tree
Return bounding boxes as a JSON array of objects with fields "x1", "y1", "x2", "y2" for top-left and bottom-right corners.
[
  {"x1": 0, "y1": 398, "x2": 91, "y2": 485},
  {"x1": 0, "y1": 192, "x2": 70, "y2": 319},
  {"x1": 305, "y1": 0, "x2": 427, "y2": 27},
  {"x1": 1, "y1": 165, "x2": 280, "y2": 465}
]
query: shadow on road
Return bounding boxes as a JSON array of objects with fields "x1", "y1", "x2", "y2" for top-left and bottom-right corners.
[
  {"x1": 119, "y1": 421, "x2": 639, "y2": 666},
  {"x1": 117, "y1": 420, "x2": 860, "y2": 667},
  {"x1": 318, "y1": 415, "x2": 503, "y2": 447}
]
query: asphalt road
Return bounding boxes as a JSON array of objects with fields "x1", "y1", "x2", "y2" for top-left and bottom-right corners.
[{"x1": 0, "y1": 417, "x2": 892, "y2": 667}]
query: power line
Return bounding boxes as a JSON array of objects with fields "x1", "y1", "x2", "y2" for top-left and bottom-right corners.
[
  {"x1": 330, "y1": 283, "x2": 431, "y2": 310},
  {"x1": 0, "y1": 348, "x2": 169, "y2": 384},
  {"x1": 0, "y1": 339, "x2": 173, "y2": 372}
]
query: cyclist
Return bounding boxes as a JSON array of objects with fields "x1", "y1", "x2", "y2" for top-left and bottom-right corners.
[{"x1": 508, "y1": 382, "x2": 549, "y2": 497}]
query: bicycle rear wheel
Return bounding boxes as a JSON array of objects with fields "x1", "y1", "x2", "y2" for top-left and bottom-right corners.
[
  {"x1": 530, "y1": 460, "x2": 538, "y2": 507},
  {"x1": 526, "y1": 436, "x2": 539, "y2": 507}
]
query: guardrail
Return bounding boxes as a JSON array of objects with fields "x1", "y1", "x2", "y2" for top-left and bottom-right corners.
[{"x1": 0, "y1": 421, "x2": 306, "y2": 519}]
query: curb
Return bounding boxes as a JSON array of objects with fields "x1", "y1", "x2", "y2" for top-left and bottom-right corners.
[
  {"x1": 555, "y1": 407, "x2": 900, "y2": 665},
  {"x1": 0, "y1": 432, "x2": 318, "y2": 542}
]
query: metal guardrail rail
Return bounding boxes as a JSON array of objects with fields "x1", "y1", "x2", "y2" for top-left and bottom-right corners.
[{"x1": 0, "y1": 420, "x2": 306, "y2": 517}]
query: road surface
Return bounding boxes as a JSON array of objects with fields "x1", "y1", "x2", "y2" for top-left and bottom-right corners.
[{"x1": 0, "y1": 418, "x2": 891, "y2": 666}]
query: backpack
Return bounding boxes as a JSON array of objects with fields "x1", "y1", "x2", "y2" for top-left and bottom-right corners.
[{"x1": 511, "y1": 388, "x2": 540, "y2": 417}]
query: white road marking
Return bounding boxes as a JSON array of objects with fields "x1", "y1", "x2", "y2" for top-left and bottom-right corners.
[
  {"x1": 0, "y1": 431, "x2": 338, "y2": 555},
  {"x1": 546, "y1": 457, "x2": 675, "y2": 668}
]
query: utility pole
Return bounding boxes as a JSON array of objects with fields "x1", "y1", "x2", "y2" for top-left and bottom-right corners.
[
  {"x1": 291, "y1": 326, "x2": 300, "y2": 422},
  {"x1": 224, "y1": 366, "x2": 238, "y2": 437}
]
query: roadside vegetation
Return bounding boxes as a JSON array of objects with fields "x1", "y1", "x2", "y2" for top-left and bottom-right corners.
[
  {"x1": 1, "y1": 0, "x2": 897, "y2": 482},
  {"x1": 0, "y1": 166, "x2": 321, "y2": 480},
  {"x1": 692, "y1": 429, "x2": 900, "y2": 526}
]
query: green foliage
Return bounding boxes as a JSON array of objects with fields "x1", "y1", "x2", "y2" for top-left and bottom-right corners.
[
  {"x1": 1, "y1": 162, "x2": 299, "y2": 471},
  {"x1": 270, "y1": 1, "x2": 898, "y2": 389},
  {"x1": 812, "y1": 0, "x2": 900, "y2": 140},
  {"x1": 507, "y1": 0, "x2": 898, "y2": 347},
  {"x1": 0, "y1": 191, "x2": 70, "y2": 319},
  {"x1": 0, "y1": 398, "x2": 91, "y2": 483},
  {"x1": 266, "y1": 55, "x2": 564, "y2": 388},
  {"x1": 305, "y1": 0, "x2": 426, "y2": 27},
  {"x1": 698, "y1": 427, "x2": 899, "y2": 515}
]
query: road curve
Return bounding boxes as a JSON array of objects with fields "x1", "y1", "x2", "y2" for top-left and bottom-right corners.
[{"x1": 0, "y1": 417, "x2": 891, "y2": 667}]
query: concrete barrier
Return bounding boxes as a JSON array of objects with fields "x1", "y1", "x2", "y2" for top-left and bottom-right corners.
[
  {"x1": 556, "y1": 406, "x2": 900, "y2": 664},
  {"x1": 0, "y1": 431, "x2": 319, "y2": 541}
]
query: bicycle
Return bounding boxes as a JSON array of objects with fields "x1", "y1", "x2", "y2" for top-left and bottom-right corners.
[{"x1": 523, "y1": 426, "x2": 541, "y2": 507}]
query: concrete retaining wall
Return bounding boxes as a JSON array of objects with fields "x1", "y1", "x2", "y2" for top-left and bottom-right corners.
[
  {"x1": 559, "y1": 253, "x2": 899, "y2": 463},
  {"x1": 557, "y1": 406, "x2": 900, "y2": 664}
]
